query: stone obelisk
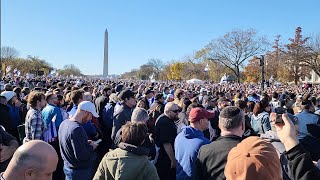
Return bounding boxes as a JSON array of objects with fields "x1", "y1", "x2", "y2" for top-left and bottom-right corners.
[{"x1": 103, "y1": 29, "x2": 108, "y2": 77}]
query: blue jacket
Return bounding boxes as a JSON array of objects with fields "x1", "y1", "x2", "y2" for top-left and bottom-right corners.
[
  {"x1": 175, "y1": 126, "x2": 210, "y2": 180},
  {"x1": 296, "y1": 110, "x2": 320, "y2": 140},
  {"x1": 68, "y1": 104, "x2": 97, "y2": 139},
  {"x1": 42, "y1": 104, "x2": 63, "y2": 130},
  {"x1": 251, "y1": 111, "x2": 271, "y2": 134},
  {"x1": 7, "y1": 104, "x2": 21, "y2": 128}
]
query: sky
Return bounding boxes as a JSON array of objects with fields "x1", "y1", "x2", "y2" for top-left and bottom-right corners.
[{"x1": 1, "y1": 0, "x2": 320, "y2": 75}]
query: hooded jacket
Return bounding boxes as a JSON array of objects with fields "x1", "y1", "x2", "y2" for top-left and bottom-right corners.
[
  {"x1": 175, "y1": 126, "x2": 210, "y2": 180},
  {"x1": 93, "y1": 142, "x2": 159, "y2": 180},
  {"x1": 250, "y1": 111, "x2": 271, "y2": 135}
]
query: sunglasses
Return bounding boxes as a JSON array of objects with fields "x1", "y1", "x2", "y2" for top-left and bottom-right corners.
[{"x1": 171, "y1": 109, "x2": 180, "y2": 113}]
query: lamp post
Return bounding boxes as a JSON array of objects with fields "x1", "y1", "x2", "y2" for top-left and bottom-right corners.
[{"x1": 254, "y1": 55, "x2": 265, "y2": 91}]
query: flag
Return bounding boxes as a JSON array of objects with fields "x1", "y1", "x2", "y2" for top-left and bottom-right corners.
[
  {"x1": 204, "y1": 63, "x2": 210, "y2": 72},
  {"x1": 6, "y1": 66, "x2": 11, "y2": 73}
]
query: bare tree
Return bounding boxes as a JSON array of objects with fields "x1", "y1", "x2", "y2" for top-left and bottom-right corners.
[
  {"x1": 285, "y1": 27, "x2": 311, "y2": 84},
  {"x1": 146, "y1": 58, "x2": 164, "y2": 80},
  {"x1": 206, "y1": 29, "x2": 268, "y2": 83},
  {"x1": 57, "y1": 64, "x2": 82, "y2": 77},
  {"x1": 303, "y1": 33, "x2": 320, "y2": 77},
  {"x1": 1, "y1": 46, "x2": 19, "y2": 76}
]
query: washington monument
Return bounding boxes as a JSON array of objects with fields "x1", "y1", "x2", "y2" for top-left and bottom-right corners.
[{"x1": 103, "y1": 29, "x2": 108, "y2": 76}]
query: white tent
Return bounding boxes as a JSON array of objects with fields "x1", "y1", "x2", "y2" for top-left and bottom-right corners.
[{"x1": 186, "y1": 78, "x2": 204, "y2": 84}]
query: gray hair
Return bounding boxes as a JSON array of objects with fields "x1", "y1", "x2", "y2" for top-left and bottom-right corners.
[
  {"x1": 83, "y1": 92, "x2": 92, "y2": 101},
  {"x1": 219, "y1": 111, "x2": 244, "y2": 130},
  {"x1": 131, "y1": 107, "x2": 149, "y2": 123}
]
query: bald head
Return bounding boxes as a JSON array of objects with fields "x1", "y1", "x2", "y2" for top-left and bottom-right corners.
[
  {"x1": 165, "y1": 102, "x2": 178, "y2": 113},
  {"x1": 164, "y1": 102, "x2": 179, "y2": 119},
  {"x1": 4, "y1": 140, "x2": 58, "y2": 180}
]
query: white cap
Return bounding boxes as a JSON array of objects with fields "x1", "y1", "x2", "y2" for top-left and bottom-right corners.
[
  {"x1": 78, "y1": 101, "x2": 99, "y2": 117},
  {"x1": 1, "y1": 91, "x2": 16, "y2": 102},
  {"x1": 166, "y1": 94, "x2": 174, "y2": 100}
]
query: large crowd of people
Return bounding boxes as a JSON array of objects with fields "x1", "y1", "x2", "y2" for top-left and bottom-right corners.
[{"x1": 1, "y1": 76, "x2": 320, "y2": 180}]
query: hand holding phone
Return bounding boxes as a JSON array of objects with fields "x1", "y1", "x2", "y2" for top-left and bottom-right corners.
[
  {"x1": 275, "y1": 107, "x2": 287, "y2": 124},
  {"x1": 94, "y1": 139, "x2": 102, "y2": 145}
]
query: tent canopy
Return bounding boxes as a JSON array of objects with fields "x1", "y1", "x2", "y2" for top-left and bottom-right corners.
[{"x1": 186, "y1": 78, "x2": 204, "y2": 84}]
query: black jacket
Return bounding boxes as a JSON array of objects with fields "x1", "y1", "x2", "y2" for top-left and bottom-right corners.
[
  {"x1": 281, "y1": 143, "x2": 320, "y2": 180},
  {"x1": 196, "y1": 135, "x2": 242, "y2": 180},
  {"x1": 111, "y1": 104, "x2": 133, "y2": 141},
  {"x1": 95, "y1": 95, "x2": 109, "y2": 116},
  {"x1": 0, "y1": 104, "x2": 13, "y2": 131}
]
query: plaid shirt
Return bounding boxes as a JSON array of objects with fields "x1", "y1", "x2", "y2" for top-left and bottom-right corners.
[
  {"x1": 0, "y1": 172, "x2": 5, "y2": 180},
  {"x1": 24, "y1": 107, "x2": 44, "y2": 143}
]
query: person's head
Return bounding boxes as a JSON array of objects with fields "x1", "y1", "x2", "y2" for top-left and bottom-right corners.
[
  {"x1": 174, "y1": 89, "x2": 185, "y2": 100},
  {"x1": 121, "y1": 122, "x2": 148, "y2": 146},
  {"x1": 53, "y1": 88, "x2": 62, "y2": 95},
  {"x1": 155, "y1": 93, "x2": 165, "y2": 103},
  {"x1": 234, "y1": 100, "x2": 247, "y2": 111},
  {"x1": 28, "y1": 91, "x2": 46, "y2": 109},
  {"x1": 272, "y1": 91, "x2": 279, "y2": 99},
  {"x1": 164, "y1": 87, "x2": 170, "y2": 94},
  {"x1": 115, "y1": 84, "x2": 124, "y2": 94},
  {"x1": 83, "y1": 92, "x2": 93, "y2": 102},
  {"x1": 200, "y1": 88, "x2": 207, "y2": 95},
  {"x1": 4, "y1": 83, "x2": 13, "y2": 91},
  {"x1": 202, "y1": 95, "x2": 209, "y2": 104},
  {"x1": 1, "y1": 91, "x2": 17, "y2": 105},
  {"x1": 0, "y1": 96, "x2": 7, "y2": 105},
  {"x1": 131, "y1": 107, "x2": 149, "y2": 123},
  {"x1": 118, "y1": 89, "x2": 136, "y2": 108},
  {"x1": 145, "y1": 89, "x2": 154, "y2": 99},
  {"x1": 102, "y1": 87, "x2": 112, "y2": 96},
  {"x1": 166, "y1": 94, "x2": 174, "y2": 102},
  {"x1": 164, "y1": 102, "x2": 180, "y2": 120},
  {"x1": 74, "y1": 101, "x2": 99, "y2": 124},
  {"x1": 109, "y1": 93, "x2": 118, "y2": 104},
  {"x1": 138, "y1": 84, "x2": 145, "y2": 93},
  {"x1": 219, "y1": 106, "x2": 245, "y2": 137},
  {"x1": 207, "y1": 97, "x2": 217, "y2": 108},
  {"x1": 45, "y1": 93, "x2": 59, "y2": 105},
  {"x1": 217, "y1": 98, "x2": 231, "y2": 110},
  {"x1": 301, "y1": 95, "x2": 315, "y2": 112},
  {"x1": 253, "y1": 98, "x2": 270, "y2": 116},
  {"x1": 70, "y1": 90, "x2": 84, "y2": 105},
  {"x1": 136, "y1": 98, "x2": 146, "y2": 108},
  {"x1": 3, "y1": 140, "x2": 58, "y2": 180},
  {"x1": 56, "y1": 94, "x2": 65, "y2": 107},
  {"x1": 224, "y1": 136, "x2": 281, "y2": 180},
  {"x1": 189, "y1": 107, "x2": 215, "y2": 131},
  {"x1": 246, "y1": 101, "x2": 255, "y2": 113},
  {"x1": 22, "y1": 87, "x2": 30, "y2": 96},
  {"x1": 13, "y1": 87, "x2": 22, "y2": 96}
]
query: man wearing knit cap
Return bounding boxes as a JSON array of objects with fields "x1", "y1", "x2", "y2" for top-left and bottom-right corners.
[
  {"x1": 196, "y1": 106, "x2": 245, "y2": 180},
  {"x1": 224, "y1": 136, "x2": 281, "y2": 180},
  {"x1": 111, "y1": 89, "x2": 136, "y2": 143},
  {"x1": 175, "y1": 107, "x2": 213, "y2": 180}
]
